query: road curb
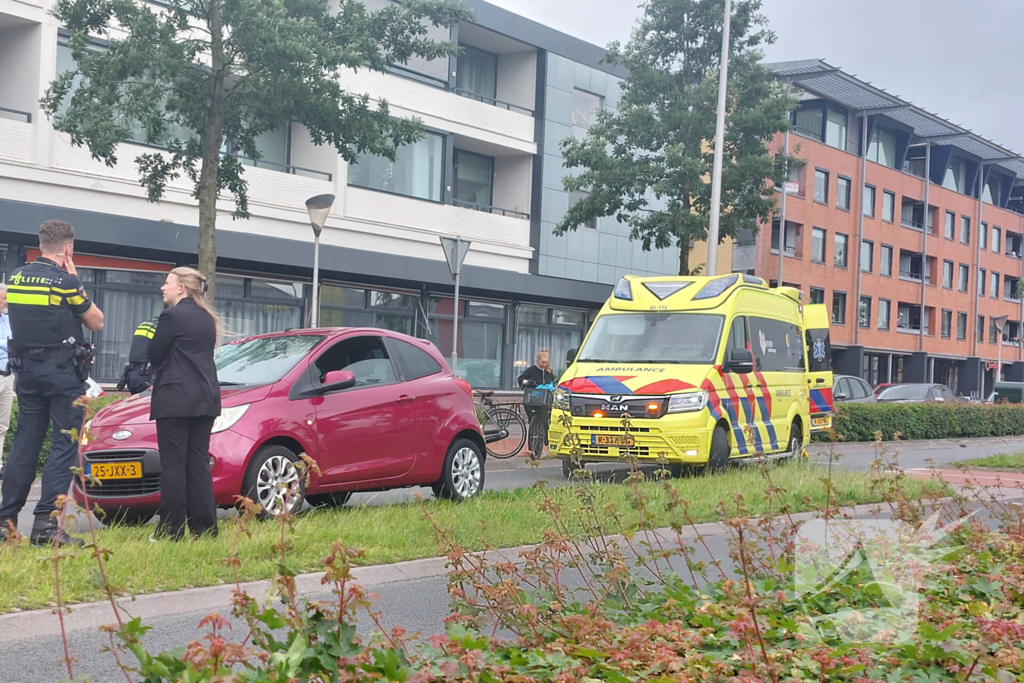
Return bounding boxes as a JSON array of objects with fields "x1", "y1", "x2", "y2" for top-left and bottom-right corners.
[{"x1": 0, "y1": 501, "x2": 897, "y2": 641}]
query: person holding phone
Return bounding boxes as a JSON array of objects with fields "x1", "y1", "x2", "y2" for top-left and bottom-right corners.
[{"x1": 0, "y1": 220, "x2": 104, "y2": 546}]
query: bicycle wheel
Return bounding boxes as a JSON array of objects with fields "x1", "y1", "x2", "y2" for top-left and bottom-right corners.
[
  {"x1": 528, "y1": 412, "x2": 549, "y2": 458},
  {"x1": 483, "y1": 407, "x2": 527, "y2": 459}
]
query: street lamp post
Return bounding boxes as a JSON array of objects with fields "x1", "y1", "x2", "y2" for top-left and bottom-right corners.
[
  {"x1": 706, "y1": 0, "x2": 732, "y2": 277},
  {"x1": 305, "y1": 193, "x2": 335, "y2": 328},
  {"x1": 994, "y1": 315, "x2": 1009, "y2": 383}
]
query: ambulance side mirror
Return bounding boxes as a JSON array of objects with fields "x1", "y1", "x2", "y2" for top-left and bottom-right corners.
[
  {"x1": 566, "y1": 348, "x2": 578, "y2": 365},
  {"x1": 726, "y1": 348, "x2": 754, "y2": 374}
]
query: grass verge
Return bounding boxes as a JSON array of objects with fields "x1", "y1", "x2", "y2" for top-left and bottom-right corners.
[
  {"x1": 952, "y1": 452, "x2": 1024, "y2": 469},
  {"x1": 0, "y1": 463, "x2": 943, "y2": 614}
]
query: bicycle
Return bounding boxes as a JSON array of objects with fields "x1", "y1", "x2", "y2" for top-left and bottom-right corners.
[
  {"x1": 523, "y1": 382, "x2": 555, "y2": 459},
  {"x1": 477, "y1": 390, "x2": 528, "y2": 459}
]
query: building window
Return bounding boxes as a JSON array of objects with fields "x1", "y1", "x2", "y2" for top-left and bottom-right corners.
[
  {"x1": 572, "y1": 89, "x2": 603, "y2": 129},
  {"x1": 867, "y1": 127, "x2": 897, "y2": 168},
  {"x1": 861, "y1": 240, "x2": 873, "y2": 273},
  {"x1": 349, "y1": 130, "x2": 445, "y2": 202},
  {"x1": 793, "y1": 105, "x2": 848, "y2": 151},
  {"x1": 794, "y1": 107, "x2": 824, "y2": 141},
  {"x1": 984, "y1": 175, "x2": 1002, "y2": 205},
  {"x1": 835, "y1": 233, "x2": 848, "y2": 267},
  {"x1": 961, "y1": 216, "x2": 971, "y2": 244},
  {"x1": 945, "y1": 211, "x2": 955, "y2": 240},
  {"x1": 977, "y1": 315, "x2": 986, "y2": 343},
  {"x1": 981, "y1": 223, "x2": 988, "y2": 250},
  {"x1": 826, "y1": 109, "x2": 848, "y2": 150},
  {"x1": 814, "y1": 169, "x2": 829, "y2": 204},
  {"x1": 957, "y1": 312, "x2": 967, "y2": 340},
  {"x1": 941, "y1": 310, "x2": 952, "y2": 338},
  {"x1": 453, "y1": 150, "x2": 494, "y2": 209},
  {"x1": 810, "y1": 287, "x2": 825, "y2": 304},
  {"x1": 959, "y1": 264, "x2": 969, "y2": 292},
  {"x1": 978, "y1": 269, "x2": 986, "y2": 296},
  {"x1": 942, "y1": 260, "x2": 954, "y2": 289},
  {"x1": 216, "y1": 277, "x2": 306, "y2": 340},
  {"x1": 880, "y1": 245, "x2": 893, "y2": 277},
  {"x1": 832, "y1": 291, "x2": 847, "y2": 325},
  {"x1": 944, "y1": 158, "x2": 965, "y2": 193},
  {"x1": 428, "y1": 297, "x2": 507, "y2": 389},
  {"x1": 515, "y1": 306, "x2": 587, "y2": 379},
  {"x1": 882, "y1": 191, "x2": 895, "y2": 223},
  {"x1": 991, "y1": 272, "x2": 1000, "y2": 299},
  {"x1": 456, "y1": 44, "x2": 498, "y2": 101},
  {"x1": 878, "y1": 299, "x2": 891, "y2": 330},
  {"x1": 811, "y1": 228, "x2": 826, "y2": 263},
  {"x1": 569, "y1": 190, "x2": 598, "y2": 230},
  {"x1": 993, "y1": 226, "x2": 1002, "y2": 254},
  {"x1": 319, "y1": 286, "x2": 417, "y2": 335},
  {"x1": 859, "y1": 296, "x2": 871, "y2": 328},
  {"x1": 837, "y1": 176, "x2": 851, "y2": 210},
  {"x1": 771, "y1": 219, "x2": 798, "y2": 257},
  {"x1": 863, "y1": 185, "x2": 876, "y2": 217}
]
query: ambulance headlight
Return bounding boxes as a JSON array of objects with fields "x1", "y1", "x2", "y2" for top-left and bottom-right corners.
[
  {"x1": 667, "y1": 391, "x2": 708, "y2": 414},
  {"x1": 553, "y1": 388, "x2": 570, "y2": 411}
]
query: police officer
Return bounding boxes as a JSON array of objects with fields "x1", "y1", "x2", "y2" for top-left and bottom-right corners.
[
  {"x1": 118, "y1": 317, "x2": 158, "y2": 394},
  {"x1": 0, "y1": 220, "x2": 104, "y2": 546}
]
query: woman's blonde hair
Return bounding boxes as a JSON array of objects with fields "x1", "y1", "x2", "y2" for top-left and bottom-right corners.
[{"x1": 170, "y1": 267, "x2": 222, "y2": 342}]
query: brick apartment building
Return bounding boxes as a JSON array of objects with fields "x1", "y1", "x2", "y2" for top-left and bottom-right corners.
[{"x1": 730, "y1": 60, "x2": 1024, "y2": 398}]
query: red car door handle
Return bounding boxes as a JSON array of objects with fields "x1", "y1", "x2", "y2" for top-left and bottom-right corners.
[{"x1": 396, "y1": 395, "x2": 416, "y2": 403}]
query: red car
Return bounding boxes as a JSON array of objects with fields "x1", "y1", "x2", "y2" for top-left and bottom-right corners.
[{"x1": 72, "y1": 328, "x2": 486, "y2": 524}]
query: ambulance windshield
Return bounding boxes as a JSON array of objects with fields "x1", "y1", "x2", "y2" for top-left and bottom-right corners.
[{"x1": 577, "y1": 313, "x2": 724, "y2": 364}]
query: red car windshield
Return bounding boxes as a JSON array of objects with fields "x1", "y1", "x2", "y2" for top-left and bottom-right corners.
[{"x1": 215, "y1": 335, "x2": 324, "y2": 385}]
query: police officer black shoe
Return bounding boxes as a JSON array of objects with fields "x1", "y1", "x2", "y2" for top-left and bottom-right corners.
[{"x1": 29, "y1": 515, "x2": 84, "y2": 548}]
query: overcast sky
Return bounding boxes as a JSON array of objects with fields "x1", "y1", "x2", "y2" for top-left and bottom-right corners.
[{"x1": 490, "y1": 0, "x2": 1024, "y2": 154}]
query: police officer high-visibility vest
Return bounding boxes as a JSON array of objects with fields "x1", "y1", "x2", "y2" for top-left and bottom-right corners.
[
  {"x1": 128, "y1": 318, "x2": 158, "y2": 365},
  {"x1": 7, "y1": 257, "x2": 93, "y2": 350}
]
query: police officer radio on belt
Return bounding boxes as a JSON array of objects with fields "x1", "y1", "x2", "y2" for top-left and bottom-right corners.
[{"x1": 0, "y1": 220, "x2": 104, "y2": 547}]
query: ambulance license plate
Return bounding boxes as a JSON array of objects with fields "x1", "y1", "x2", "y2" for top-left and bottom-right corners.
[
  {"x1": 592, "y1": 434, "x2": 635, "y2": 447},
  {"x1": 89, "y1": 462, "x2": 142, "y2": 480},
  {"x1": 812, "y1": 416, "x2": 831, "y2": 427}
]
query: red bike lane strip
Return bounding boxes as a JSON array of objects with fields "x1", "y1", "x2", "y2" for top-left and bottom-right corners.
[{"x1": 903, "y1": 468, "x2": 1024, "y2": 488}]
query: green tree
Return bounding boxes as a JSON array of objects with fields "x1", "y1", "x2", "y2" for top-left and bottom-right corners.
[
  {"x1": 555, "y1": 0, "x2": 794, "y2": 275},
  {"x1": 45, "y1": 0, "x2": 469, "y2": 297}
]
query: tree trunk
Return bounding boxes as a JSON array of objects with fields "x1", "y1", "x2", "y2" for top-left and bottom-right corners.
[
  {"x1": 678, "y1": 240, "x2": 689, "y2": 276},
  {"x1": 196, "y1": 0, "x2": 226, "y2": 301}
]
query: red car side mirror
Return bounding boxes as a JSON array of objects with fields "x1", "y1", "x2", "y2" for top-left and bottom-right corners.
[{"x1": 321, "y1": 370, "x2": 356, "y2": 393}]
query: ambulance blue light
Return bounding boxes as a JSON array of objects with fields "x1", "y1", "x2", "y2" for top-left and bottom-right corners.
[
  {"x1": 613, "y1": 278, "x2": 633, "y2": 300},
  {"x1": 694, "y1": 274, "x2": 738, "y2": 300}
]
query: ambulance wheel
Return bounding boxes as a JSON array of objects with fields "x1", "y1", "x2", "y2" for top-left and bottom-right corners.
[
  {"x1": 707, "y1": 425, "x2": 731, "y2": 472},
  {"x1": 562, "y1": 457, "x2": 583, "y2": 479},
  {"x1": 784, "y1": 421, "x2": 803, "y2": 462}
]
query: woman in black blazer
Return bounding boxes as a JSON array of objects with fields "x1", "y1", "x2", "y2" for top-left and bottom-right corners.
[{"x1": 149, "y1": 267, "x2": 221, "y2": 540}]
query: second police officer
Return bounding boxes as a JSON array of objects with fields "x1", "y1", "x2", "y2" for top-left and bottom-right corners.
[
  {"x1": 118, "y1": 317, "x2": 158, "y2": 394},
  {"x1": 0, "y1": 220, "x2": 104, "y2": 546}
]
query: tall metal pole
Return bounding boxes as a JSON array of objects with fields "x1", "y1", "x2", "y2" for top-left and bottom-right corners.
[
  {"x1": 311, "y1": 233, "x2": 320, "y2": 327},
  {"x1": 776, "y1": 126, "x2": 789, "y2": 288},
  {"x1": 451, "y1": 252, "x2": 461, "y2": 374},
  {"x1": 854, "y1": 112, "x2": 868, "y2": 347},
  {"x1": 919, "y1": 141, "x2": 930, "y2": 352},
  {"x1": 705, "y1": 0, "x2": 732, "y2": 277}
]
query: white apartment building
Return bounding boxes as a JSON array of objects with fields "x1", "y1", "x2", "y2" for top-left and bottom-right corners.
[{"x1": 0, "y1": 0, "x2": 679, "y2": 390}]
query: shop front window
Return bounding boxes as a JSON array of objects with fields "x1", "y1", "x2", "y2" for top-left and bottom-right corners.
[
  {"x1": 427, "y1": 297, "x2": 506, "y2": 389},
  {"x1": 319, "y1": 285, "x2": 417, "y2": 335},
  {"x1": 215, "y1": 276, "x2": 305, "y2": 339},
  {"x1": 515, "y1": 305, "x2": 587, "y2": 379}
]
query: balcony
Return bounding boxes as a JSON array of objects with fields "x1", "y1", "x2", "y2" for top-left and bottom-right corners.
[
  {"x1": 901, "y1": 198, "x2": 936, "y2": 234},
  {"x1": 451, "y1": 141, "x2": 532, "y2": 221},
  {"x1": 770, "y1": 219, "x2": 802, "y2": 259},
  {"x1": 0, "y1": 19, "x2": 42, "y2": 163},
  {"x1": 899, "y1": 250, "x2": 934, "y2": 285},
  {"x1": 896, "y1": 303, "x2": 929, "y2": 335},
  {"x1": 1007, "y1": 231, "x2": 1022, "y2": 258},
  {"x1": 1005, "y1": 277, "x2": 1021, "y2": 303}
]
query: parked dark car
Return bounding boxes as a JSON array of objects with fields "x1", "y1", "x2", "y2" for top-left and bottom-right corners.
[
  {"x1": 876, "y1": 383, "x2": 957, "y2": 404},
  {"x1": 832, "y1": 375, "x2": 876, "y2": 403},
  {"x1": 72, "y1": 328, "x2": 486, "y2": 524}
]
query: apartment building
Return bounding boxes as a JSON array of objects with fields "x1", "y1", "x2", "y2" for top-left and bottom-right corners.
[
  {"x1": 0, "y1": 0, "x2": 681, "y2": 389},
  {"x1": 733, "y1": 60, "x2": 1024, "y2": 398}
]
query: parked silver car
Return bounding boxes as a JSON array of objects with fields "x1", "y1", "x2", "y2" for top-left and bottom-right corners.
[
  {"x1": 833, "y1": 375, "x2": 876, "y2": 403},
  {"x1": 876, "y1": 383, "x2": 957, "y2": 404}
]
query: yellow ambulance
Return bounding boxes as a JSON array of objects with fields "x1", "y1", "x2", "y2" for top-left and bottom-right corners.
[{"x1": 549, "y1": 273, "x2": 833, "y2": 474}]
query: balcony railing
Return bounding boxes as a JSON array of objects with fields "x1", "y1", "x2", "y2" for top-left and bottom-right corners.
[
  {"x1": 233, "y1": 155, "x2": 333, "y2": 181},
  {"x1": 897, "y1": 320, "x2": 922, "y2": 334},
  {"x1": 453, "y1": 88, "x2": 534, "y2": 116},
  {"x1": 451, "y1": 198, "x2": 530, "y2": 220},
  {"x1": 0, "y1": 107, "x2": 32, "y2": 123},
  {"x1": 384, "y1": 64, "x2": 536, "y2": 117},
  {"x1": 899, "y1": 269, "x2": 928, "y2": 283}
]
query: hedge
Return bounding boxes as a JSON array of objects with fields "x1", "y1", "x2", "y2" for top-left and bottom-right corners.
[{"x1": 823, "y1": 401, "x2": 1024, "y2": 442}]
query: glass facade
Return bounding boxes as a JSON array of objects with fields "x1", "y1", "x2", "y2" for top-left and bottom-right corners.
[
  {"x1": 427, "y1": 298, "x2": 506, "y2": 389},
  {"x1": 514, "y1": 305, "x2": 587, "y2": 380},
  {"x1": 868, "y1": 127, "x2": 896, "y2": 168},
  {"x1": 349, "y1": 131, "x2": 445, "y2": 201},
  {"x1": 319, "y1": 285, "x2": 417, "y2": 335}
]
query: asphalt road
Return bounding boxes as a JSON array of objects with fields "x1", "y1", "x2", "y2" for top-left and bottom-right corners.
[{"x1": 2, "y1": 436, "x2": 1023, "y2": 682}]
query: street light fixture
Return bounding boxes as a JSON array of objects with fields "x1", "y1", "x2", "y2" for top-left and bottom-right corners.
[
  {"x1": 994, "y1": 315, "x2": 1009, "y2": 383},
  {"x1": 305, "y1": 193, "x2": 335, "y2": 328}
]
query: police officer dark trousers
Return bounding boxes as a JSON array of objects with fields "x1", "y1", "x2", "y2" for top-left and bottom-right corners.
[
  {"x1": 0, "y1": 220, "x2": 105, "y2": 546},
  {"x1": 118, "y1": 317, "x2": 158, "y2": 394}
]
